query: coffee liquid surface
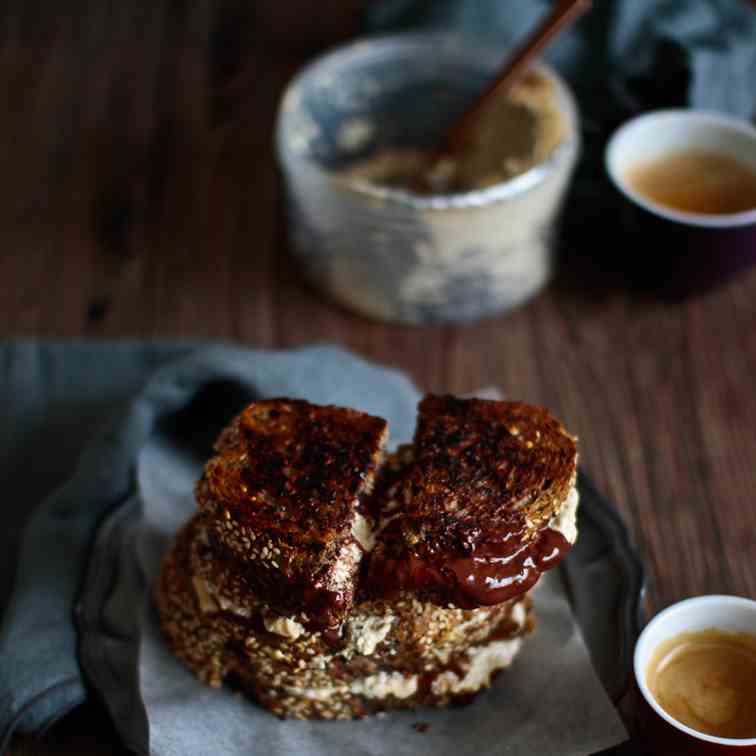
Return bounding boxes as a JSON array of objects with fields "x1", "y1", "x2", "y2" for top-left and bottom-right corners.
[
  {"x1": 647, "y1": 628, "x2": 756, "y2": 739},
  {"x1": 624, "y1": 151, "x2": 756, "y2": 215}
]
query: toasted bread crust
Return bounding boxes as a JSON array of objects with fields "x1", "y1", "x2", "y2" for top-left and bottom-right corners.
[
  {"x1": 396, "y1": 395, "x2": 577, "y2": 555},
  {"x1": 194, "y1": 399, "x2": 387, "y2": 626},
  {"x1": 199, "y1": 399, "x2": 387, "y2": 539}
]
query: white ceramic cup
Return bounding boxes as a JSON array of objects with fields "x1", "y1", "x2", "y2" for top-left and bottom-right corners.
[
  {"x1": 634, "y1": 595, "x2": 756, "y2": 752},
  {"x1": 605, "y1": 109, "x2": 756, "y2": 229},
  {"x1": 604, "y1": 110, "x2": 756, "y2": 298}
]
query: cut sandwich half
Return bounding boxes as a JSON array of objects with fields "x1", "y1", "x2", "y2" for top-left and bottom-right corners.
[
  {"x1": 195, "y1": 398, "x2": 388, "y2": 629},
  {"x1": 366, "y1": 395, "x2": 579, "y2": 609}
]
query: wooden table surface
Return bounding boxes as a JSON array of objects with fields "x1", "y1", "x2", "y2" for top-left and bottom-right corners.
[{"x1": 3, "y1": 2, "x2": 755, "y2": 753}]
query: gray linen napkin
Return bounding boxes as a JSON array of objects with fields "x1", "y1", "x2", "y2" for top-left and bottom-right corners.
[
  {"x1": 0, "y1": 341, "x2": 194, "y2": 746},
  {"x1": 366, "y1": 0, "x2": 756, "y2": 120}
]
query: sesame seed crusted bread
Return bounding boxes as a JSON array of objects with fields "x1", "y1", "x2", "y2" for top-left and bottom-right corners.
[
  {"x1": 365, "y1": 396, "x2": 579, "y2": 609},
  {"x1": 195, "y1": 398, "x2": 388, "y2": 628},
  {"x1": 156, "y1": 515, "x2": 534, "y2": 719},
  {"x1": 186, "y1": 514, "x2": 527, "y2": 656},
  {"x1": 225, "y1": 631, "x2": 528, "y2": 720},
  {"x1": 395, "y1": 395, "x2": 578, "y2": 552}
]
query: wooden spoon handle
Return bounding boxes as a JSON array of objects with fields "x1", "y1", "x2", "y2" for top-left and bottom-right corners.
[{"x1": 444, "y1": 0, "x2": 591, "y2": 154}]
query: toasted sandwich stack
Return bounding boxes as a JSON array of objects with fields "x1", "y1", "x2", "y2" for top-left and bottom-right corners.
[{"x1": 157, "y1": 395, "x2": 579, "y2": 719}]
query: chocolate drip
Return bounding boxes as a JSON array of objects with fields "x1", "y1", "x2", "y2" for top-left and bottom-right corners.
[{"x1": 367, "y1": 528, "x2": 570, "y2": 609}]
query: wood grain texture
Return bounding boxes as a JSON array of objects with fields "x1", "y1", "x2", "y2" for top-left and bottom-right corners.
[{"x1": 3, "y1": 1, "x2": 755, "y2": 753}]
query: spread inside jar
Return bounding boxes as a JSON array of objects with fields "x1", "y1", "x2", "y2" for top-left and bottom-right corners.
[{"x1": 336, "y1": 70, "x2": 567, "y2": 195}]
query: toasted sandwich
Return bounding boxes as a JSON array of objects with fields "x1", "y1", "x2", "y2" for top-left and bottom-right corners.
[
  {"x1": 158, "y1": 393, "x2": 579, "y2": 720},
  {"x1": 366, "y1": 395, "x2": 579, "y2": 608}
]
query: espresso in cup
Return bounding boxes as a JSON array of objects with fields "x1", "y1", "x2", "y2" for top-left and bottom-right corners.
[
  {"x1": 646, "y1": 628, "x2": 756, "y2": 740},
  {"x1": 624, "y1": 150, "x2": 756, "y2": 216}
]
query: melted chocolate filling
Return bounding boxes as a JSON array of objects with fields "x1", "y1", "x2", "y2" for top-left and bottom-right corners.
[{"x1": 366, "y1": 526, "x2": 570, "y2": 610}]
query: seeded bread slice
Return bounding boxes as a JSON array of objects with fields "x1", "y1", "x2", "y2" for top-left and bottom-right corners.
[
  {"x1": 366, "y1": 396, "x2": 578, "y2": 609},
  {"x1": 195, "y1": 398, "x2": 388, "y2": 628}
]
